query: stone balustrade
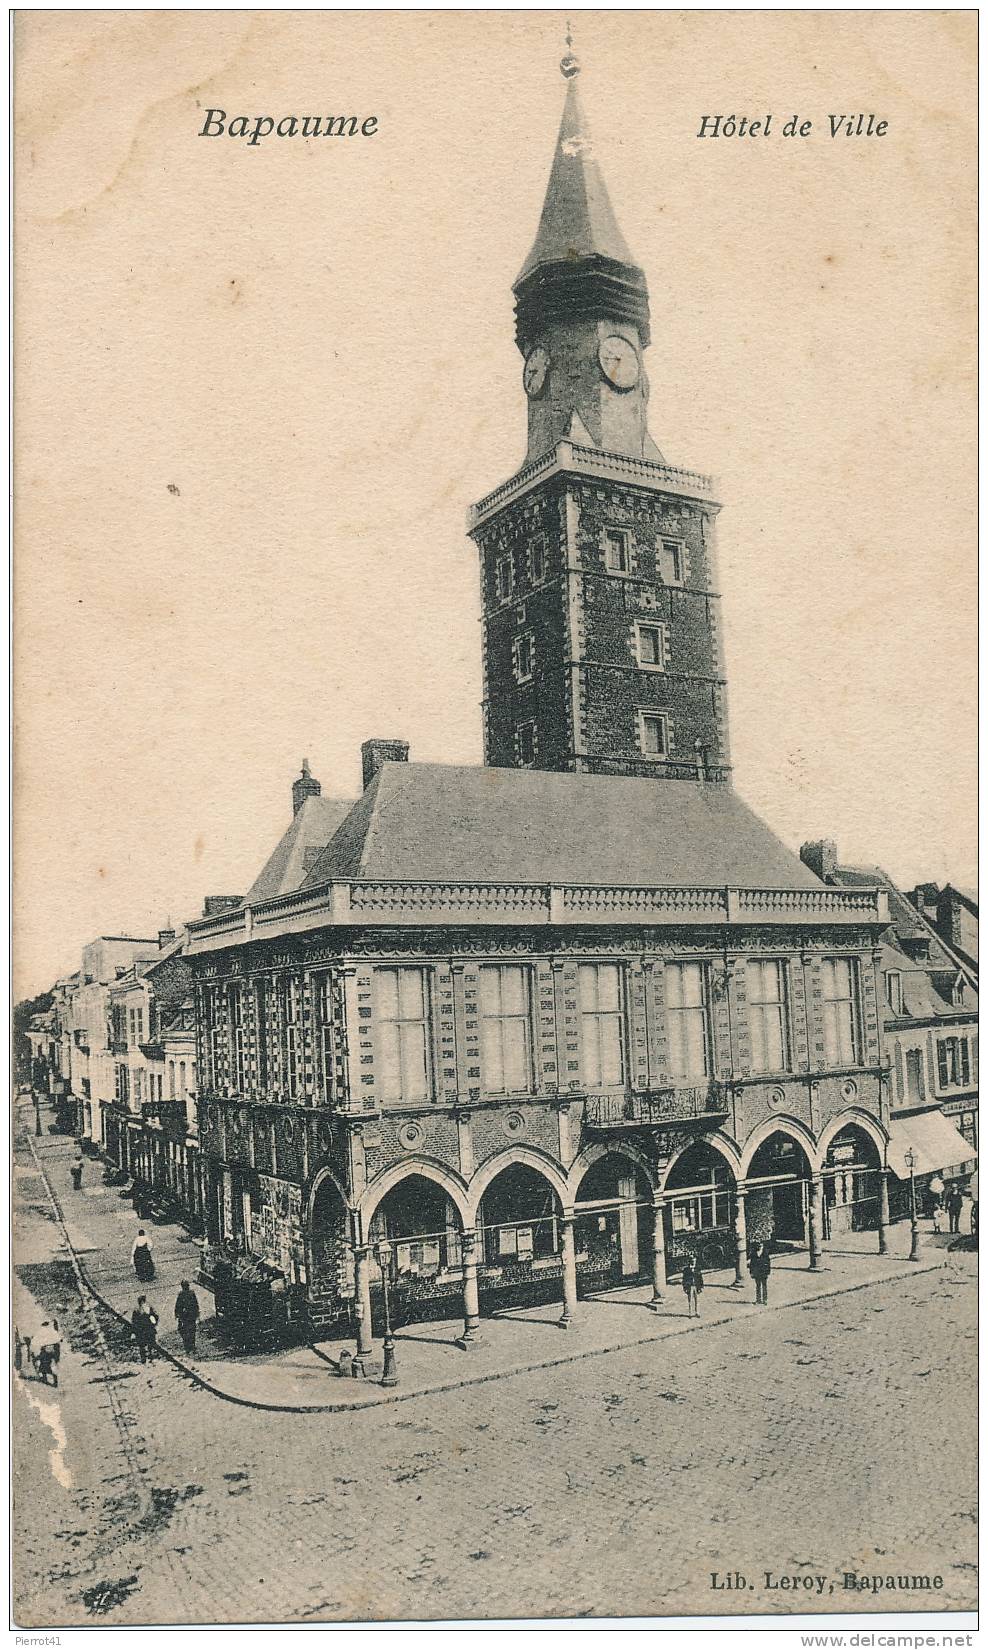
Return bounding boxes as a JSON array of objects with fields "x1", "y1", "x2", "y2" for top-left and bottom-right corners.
[{"x1": 185, "y1": 878, "x2": 888, "y2": 951}]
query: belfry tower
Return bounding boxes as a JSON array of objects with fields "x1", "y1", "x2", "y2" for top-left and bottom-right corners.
[{"x1": 469, "y1": 43, "x2": 731, "y2": 783}]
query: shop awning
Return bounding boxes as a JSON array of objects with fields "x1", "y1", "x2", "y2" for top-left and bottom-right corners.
[{"x1": 887, "y1": 1110, "x2": 977, "y2": 1178}]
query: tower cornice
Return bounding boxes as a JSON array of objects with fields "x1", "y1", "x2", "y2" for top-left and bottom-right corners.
[{"x1": 467, "y1": 440, "x2": 719, "y2": 534}]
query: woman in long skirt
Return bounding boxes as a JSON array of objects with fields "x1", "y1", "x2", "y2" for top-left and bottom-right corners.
[{"x1": 132, "y1": 1229, "x2": 155, "y2": 1282}]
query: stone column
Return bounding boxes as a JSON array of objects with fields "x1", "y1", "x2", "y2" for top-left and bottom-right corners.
[
  {"x1": 456, "y1": 1228, "x2": 482, "y2": 1349},
  {"x1": 732, "y1": 1185, "x2": 748, "y2": 1285},
  {"x1": 648, "y1": 1200, "x2": 666, "y2": 1309},
  {"x1": 808, "y1": 1174, "x2": 823, "y2": 1270},
  {"x1": 559, "y1": 1214, "x2": 578, "y2": 1329},
  {"x1": 353, "y1": 1245, "x2": 374, "y2": 1358},
  {"x1": 878, "y1": 1169, "x2": 890, "y2": 1255}
]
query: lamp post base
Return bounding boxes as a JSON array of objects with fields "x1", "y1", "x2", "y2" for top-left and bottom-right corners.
[{"x1": 380, "y1": 1335, "x2": 399, "y2": 1387}]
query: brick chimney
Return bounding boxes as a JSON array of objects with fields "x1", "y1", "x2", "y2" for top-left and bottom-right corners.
[
  {"x1": 292, "y1": 758, "x2": 322, "y2": 816},
  {"x1": 361, "y1": 738, "x2": 410, "y2": 790},
  {"x1": 202, "y1": 895, "x2": 243, "y2": 917},
  {"x1": 799, "y1": 839, "x2": 839, "y2": 883},
  {"x1": 157, "y1": 926, "x2": 177, "y2": 950}
]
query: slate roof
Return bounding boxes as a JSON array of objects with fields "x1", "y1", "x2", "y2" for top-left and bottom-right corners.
[
  {"x1": 516, "y1": 76, "x2": 637, "y2": 284},
  {"x1": 247, "y1": 793, "x2": 356, "y2": 904},
  {"x1": 301, "y1": 763, "x2": 824, "y2": 891},
  {"x1": 831, "y1": 865, "x2": 970, "y2": 973}
]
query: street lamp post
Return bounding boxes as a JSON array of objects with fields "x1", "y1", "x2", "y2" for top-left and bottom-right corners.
[
  {"x1": 905, "y1": 1147, "x2": 920, "y2": 1262},
  {"x1": 34, "y1": 1090, "x2": 42, "y2": 1137},
  {"x1": 375, "y1": 1239, "x2": 399, "y2": 1387}
]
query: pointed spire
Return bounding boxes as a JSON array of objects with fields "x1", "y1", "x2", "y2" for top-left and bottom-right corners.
[{"x1": 516, "y1": 54, "x2": 637, "y2": 286}]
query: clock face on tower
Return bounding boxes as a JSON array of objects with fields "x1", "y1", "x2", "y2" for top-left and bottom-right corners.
[
  {"x1": 598, "y1": 334, "x2": 640, "y2": 391},
  {"x1": 523, "y1": 345, "x2": 550, "y2": 399}
]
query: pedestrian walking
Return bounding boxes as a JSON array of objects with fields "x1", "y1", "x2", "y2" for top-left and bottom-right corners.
[
  {"x1": 131, "y1": 1296, "x2": 159, "y2": 1364},
  {"x1": 681, "y1": 1256, "x2": 703, "y2": 1318},
  {"x1": 946, "y1": 1183, "x2": 964, "y2": 1235},
  {"x1": 749, "y1": 1241, "x2": 771, "y2": 1304},
  {"x1": 132, "y1": 1229, "x2": 155, "y2": 1282},
  {"x1": 174, "y1": 1281, "x2": 200, "y2": 1354},
  {"x1": 71, "y1": 1155, "x2": 84, "y2": 1191},
  {"x1": 36, "y1": 1319, "x2": 61, "y2": 1387}
]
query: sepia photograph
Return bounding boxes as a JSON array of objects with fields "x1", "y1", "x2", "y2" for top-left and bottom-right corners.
[{"x1": 11, "y1": 8, "x2": 977, "y2": 1631}]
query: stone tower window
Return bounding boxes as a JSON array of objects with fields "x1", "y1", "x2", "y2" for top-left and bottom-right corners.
[
  {"x1": 513, "y1": 633, "x2": 535, "y2": 684},
  {"x1": 638, "y1": 710, "x2": 668, "y2": 760},
  {"x1": 517, "y1": 721, "x2": 537, "y2": 766},
  {"x1": 635, "y1": 622, "x2": 667, "y2": 670},
  {"x1": 603, "y1": 527, "x2": 630, "y2": 573},
  {"x1": 659, "y1": 537, "x2": 685, "y2": 585},
  {"x1": 496, "y1": 555, "x2": 513, "y2": 601},
  {"x1": 530, "y1": 535, "x2": 546, "y2": 585}
]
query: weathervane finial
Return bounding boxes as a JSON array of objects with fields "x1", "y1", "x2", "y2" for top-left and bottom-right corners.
[{"x1": 560, "y1": 17, "x2": 580, "y2": 78}]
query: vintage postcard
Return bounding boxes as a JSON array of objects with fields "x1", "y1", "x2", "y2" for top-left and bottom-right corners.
[{"x1": 12, "y1": 8, "x2": 977, "y2": 1632}]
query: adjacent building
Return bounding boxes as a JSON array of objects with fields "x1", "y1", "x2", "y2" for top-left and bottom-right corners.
[{"x1": 801, "y1": 841, "x2": 978, "y2": 1211}]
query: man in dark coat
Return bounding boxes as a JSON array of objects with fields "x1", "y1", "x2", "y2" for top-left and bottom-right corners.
[
  {"x1": 131, "y1": 1296, "x2": 159, "y2": 1363},
  {"x1": 174, "y1": 1281, "x2": 200, "y2": 1354},
  {"x1": 749, "y1": 1241, "x2": 772, "y2": 1305},
  {"x1": 946, "y1": 1184, "x2": 964, "y2": 1235}
]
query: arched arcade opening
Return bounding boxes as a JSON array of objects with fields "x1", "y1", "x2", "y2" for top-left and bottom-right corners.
[
  {"x1": 822, "y1": 1123, "x2": 883, "y2": 1236},
  {"x1": 573, "y1": 1153, "x2": 654, "y2": 1291},
  {"x1": 663, "y1": 1140, "x2": 737, "y2": 1276},
  {"x1": 745, "y1": 1130, "x2": 815, "y2": 1248}
]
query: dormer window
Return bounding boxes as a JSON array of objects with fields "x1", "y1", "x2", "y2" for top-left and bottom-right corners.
[
  {"x1": 886, "y1": 971, "x2": 903, "y2": 1015},
  {"x1": 954, "y1": 979, "x2": 966, "y2": 1006}
]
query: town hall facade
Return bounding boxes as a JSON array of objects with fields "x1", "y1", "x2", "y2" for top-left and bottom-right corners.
[{"x1": 184, "y1": 53, "x2": 895, "y2": 1353}]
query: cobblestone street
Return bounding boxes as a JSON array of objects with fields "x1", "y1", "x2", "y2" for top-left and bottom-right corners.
[{"x1": 13, "y1": 1112, "x2": 977, "y2": 1627}]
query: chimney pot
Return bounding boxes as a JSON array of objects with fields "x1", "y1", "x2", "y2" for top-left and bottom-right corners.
[
  {"x1": 361, "y1": 739, "x2": 410, "y2": 790},
  {"x1": 158, "y1": 927, "x2": 177, "y2": 950},
  {"x1": 292, "y1": 759, "x2": 322, "y2": 815},
  {"x1": 800, "y1": 839, "x2": 838, "y2": 883}
]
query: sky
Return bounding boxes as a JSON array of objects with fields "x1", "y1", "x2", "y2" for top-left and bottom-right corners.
[{"x1": 14, "y1": 10, "x2": 976, "y2": 1001}]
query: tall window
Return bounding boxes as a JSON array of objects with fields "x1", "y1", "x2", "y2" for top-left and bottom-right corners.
[
  {"x1": 636, "y1": 622, "x2": 667, "y2": 670},
  {"x1": 821, "y1": 958, "x2": 860, "y2": 1066},
  {"x1": 604, "y1": 528, "x2": 630, "y2": 573},
  {"x1": 514, "y1": 633, "x2": 534, "y2": 684},
  {"x1": 279, "y1": 973, "x2": 302, "y2": 1097},
  {"x1": 229, "y1": 984, "x2": 247, "y2": 1092},
  {"x1": 202, "y1": 986, "x2": 221, "y2": 1089},
  {"x1": 666, "y1": 962, "x2": 711, "y2": 1081},
  {"x1": 315, "y1": 973, "x2": 336, "y2": 1100},
  {"x1": 517, "y1": 721, "x2": 536, "y2": 766},
  {"x1": 579, "y1": 963, "x2": 625, "y2": 1086},
  {"x1": 496, "y1": 555, "x2": 513, "y2": 601},
  {"x1": 937, "y1": 1036, "x2": 971, "y2": 1090},
  {"x1": 168, "y1": 1060, "x2": 176, "y2": 1098},
  {"x1": 375, "y1": 967, "x2": 431, "y2": 1104},
  {"x1": 886, "y1": 971, "x2": 903, "y2": 1015},
  {"x1": 747, "y1": 959, "x2": 790, "y2": 1073},
  {"x1": 179, "y1": 1060, "x2": 187, "y2": 1095},
  {"x1": 639, "y1": 711, "x2": 668, "y2": 760},
  {"x1": 659, "y1": 538, "x2": 684, "y2": 584},
  {"x1": 480, "y1": 965, "x2": 532, "y2": 1093},
  {"x1": 255, "y1": 979, "x2": 269, "y2": 1089},
  {"x1": 530, "y1": 536, "x2": 546, "y2": 585}
]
